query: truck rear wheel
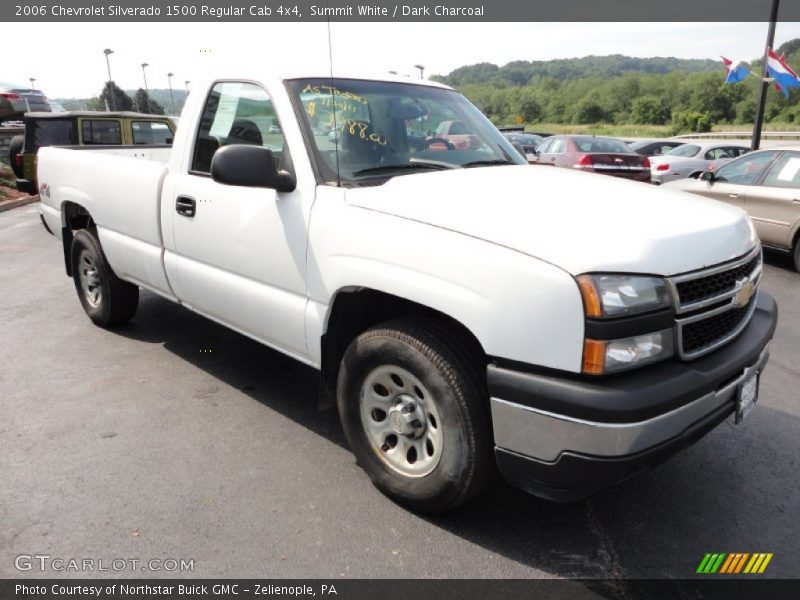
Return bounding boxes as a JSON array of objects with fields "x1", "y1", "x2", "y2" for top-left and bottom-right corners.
[
  {"x1": 337, "y1": 319, "x2": 492, "y2": 513},
  {"x1": 9, "y1": 135, "x2": 24, "y2": 179},
  {"x1": 70, "y1": 229, "x2": 139, "y2": 327}
]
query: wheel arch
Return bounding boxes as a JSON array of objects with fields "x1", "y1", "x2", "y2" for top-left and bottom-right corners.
[
  {"x1": 60, "y1": 201, "x2": 95, "y2": 276},
  {"x1": 318, "y1": 287, "x2": 487, "y2": 408}
]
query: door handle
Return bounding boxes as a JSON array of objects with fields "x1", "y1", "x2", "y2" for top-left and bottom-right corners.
[
  {"x1": 176, "y1": 195, "x2": 196, "y2": 217},
  {"x1": 728, "y1": 193, "x2": 742, "y2": 198}
]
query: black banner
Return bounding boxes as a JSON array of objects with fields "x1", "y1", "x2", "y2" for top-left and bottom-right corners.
[
  {"x1": 3, "y1": 0, "x2": 800, "y2": 22},
  {"x1": 2, "y1": 579, "x2": 800, "y2": 600}
]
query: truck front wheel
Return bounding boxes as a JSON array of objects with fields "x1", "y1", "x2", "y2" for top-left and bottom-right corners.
[
  {"x1": 337, "y1": 319, "x2": 492, "y2": 513},
  {"x1": 70, "y1": 229, "x2": 139, "y2": 327}
]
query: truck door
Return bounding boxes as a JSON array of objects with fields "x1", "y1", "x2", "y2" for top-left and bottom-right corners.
[{"x1": 167, "y1": 81, "x2": 311, "y2": 360}]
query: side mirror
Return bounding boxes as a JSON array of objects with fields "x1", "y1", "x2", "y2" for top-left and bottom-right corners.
[
  {"x1": 699, "y1": 171, "x2": 715, "y2": 182},
  {"x1": 210, "y1": 144, "x2": 296, "y2": 192}
]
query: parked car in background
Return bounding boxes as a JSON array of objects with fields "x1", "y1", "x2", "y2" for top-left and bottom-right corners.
[
  {"x1": 649, "y1": 142, "x2": 749, "y2": 184},
  {"x1": 502, "y1": 132, "x2": 543, "y2": 162},
  {"x1": 628, "y1": 139, "x2": 684, "y2": 158},
  {"x1": 9, "y1": 111, "x2": 176, "y2": 194},
  {"x1": 432, "y1": 119, "x2": 481, "y2": 151},
  {"x1": 0, "y1": 82, "x2": 51, "y2": 122},
  {"x1": 532, "y1": 135, "x2": 650, "y2": 182},
  {"x1": 664, "y1": 147, "x2": 800, "y2": 271}
]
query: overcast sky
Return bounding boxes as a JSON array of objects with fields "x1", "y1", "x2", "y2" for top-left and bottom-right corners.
[{"x1": 5, "y1": 21, "x2": 800, "y2": 98}]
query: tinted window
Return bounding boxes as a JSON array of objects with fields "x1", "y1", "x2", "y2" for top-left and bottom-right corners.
[
  {"x1": 192, "y1": 81, "x2": 284, "y2": 174},
  {"x1": 762, "y1": 152, "x2": 800, "y2": 189},
  {"x1": 82, "y1": 120, "x2": 122, "y2": 145},
  {"x1": 25, "y1": 118, "x2": 76, "y2": 152},
  {"x1": 667, "y1": 144, "x2": 701, "y2": 158},
  {"x1": 132, "y1": 121, "x2": 173, "y2": 145},
  {"x1": 714, "y1": 151, "x2": 777, "y2": 185},
  {"x1": 705, "y1": 147, "x2": 743, "y2": 160},
  {"x1": 572, "y1": 137, "x2": 630, "y2": 153}
]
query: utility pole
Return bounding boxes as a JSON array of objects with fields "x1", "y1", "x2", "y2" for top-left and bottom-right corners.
[
  {"x1": 167, "y1": 72, "x2": 175, "y2": 114},
  {"x1": 141, "y1": 62, "x2": 150, "y2": 113},
  {"x1": 414, "y1": 64, "x2": 425, "y2": 79},
  {"x1": 104, "y1": 49, "x2": 115, "y2": 111},
  {"x1": 752, "y1": 0, "x2": 780, "y2": 151}
]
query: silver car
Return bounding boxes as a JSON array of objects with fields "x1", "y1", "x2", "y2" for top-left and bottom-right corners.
[
  {"x1": 664, "y1": 146, "x2": 800, "y2": 271},
  {"x1": 649, "y1": 142, "x2": 750, "y2": 184},
  {"x1": 0, "y1": 82, "x2": 51, "y2": 121}
]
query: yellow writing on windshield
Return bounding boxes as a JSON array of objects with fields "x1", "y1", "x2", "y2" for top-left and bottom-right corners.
[{"x1": 301, "y1": 83, "x2": 368, "y2": 104}]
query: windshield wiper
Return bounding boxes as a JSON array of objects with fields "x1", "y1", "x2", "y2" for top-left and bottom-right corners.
[
  {"x1": 461, "y1": 159, "x2": 516, "y2": 168},
  {"x1": 352, "y1": 161, "x2": 455, "y2": 177}
]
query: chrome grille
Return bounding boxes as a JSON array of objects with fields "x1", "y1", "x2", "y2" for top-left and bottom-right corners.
[{"x1": 667, "y1": 246, "x2": 762, "y2": 360}]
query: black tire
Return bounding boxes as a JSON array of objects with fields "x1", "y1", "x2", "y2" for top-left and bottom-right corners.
[
  {"x1": 70, "y1": 229, "x2": 139, "y2": 327},
  {"x1": 337, "y1": 318, "x2": 493, "y2": 513},
  {"x1": 9, "y1": 135, "x2": 24, "y2": 179},
  {"x1": 793, "y1": 237, "x2": 800, "y2": 273}
]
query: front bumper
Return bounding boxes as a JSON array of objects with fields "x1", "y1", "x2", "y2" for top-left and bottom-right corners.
[{"x1": 488, "y1": 291, "x2": 778, "y2": 501}]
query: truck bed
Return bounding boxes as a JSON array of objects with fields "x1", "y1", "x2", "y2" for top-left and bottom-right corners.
[{"x1": 38, "y1": 146, "x2": 174, "y2": 298}]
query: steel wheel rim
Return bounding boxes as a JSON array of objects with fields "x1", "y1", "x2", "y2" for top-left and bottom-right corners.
[
  {"x1": 359, "y1": 365, "x2": 443, "y2": 478},
  {"x1": 78, "y1": 250, "x2": 102, "y2": 307}
]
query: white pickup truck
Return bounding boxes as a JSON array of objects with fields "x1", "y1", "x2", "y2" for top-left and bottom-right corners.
[{"x1": 37, "y1": 73, "x2": 777, "y2": 512}]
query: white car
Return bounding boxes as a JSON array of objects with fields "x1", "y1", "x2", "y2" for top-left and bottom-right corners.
[
  {"x1": 36, "y1": 72, "x2": 776, "y2": 512},
  {"x1": 650, "y1": 142, "x2": 750, "y2": 184}
]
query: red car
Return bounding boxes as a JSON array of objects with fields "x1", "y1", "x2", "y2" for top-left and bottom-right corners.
[{"x1": 532, "y1": 135, "x2": 651, "y2": 182}]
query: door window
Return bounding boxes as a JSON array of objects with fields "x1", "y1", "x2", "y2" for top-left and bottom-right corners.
[
  {"x1": 549, "y1": 139, "x2": 566, "y2": 154},
  {"x1": 713, "y1": 151, "x2": 777, "y2": 185},
  {"x1": 132, "y1": 121, "x2": 173, "y2": 145},
  {"x1": 191, "y1": 81, "x2": 284, "y2": 174},
  {"x1": 761, "y1": 152, "x2": 800, "y2": 189},
  {"x1": 81, "y1": 120, "x2": 122, "y2": 145}
]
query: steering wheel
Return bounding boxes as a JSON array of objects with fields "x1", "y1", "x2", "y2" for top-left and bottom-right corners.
[{"x1": 421, "y1": 137, "x2": 455, "y2": 152}]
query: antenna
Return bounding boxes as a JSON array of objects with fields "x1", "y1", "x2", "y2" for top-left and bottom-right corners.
[{"x1": 326, "y1": 7, "x2": 341, "y2": 187}]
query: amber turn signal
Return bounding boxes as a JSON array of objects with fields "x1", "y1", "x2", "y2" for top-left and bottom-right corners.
[
  {"x1": 582, "y1": 339, "x2": 607, "y2": 375},
  {"x1": 576, "y1": 275, "x2": 602, "y2": 318}
]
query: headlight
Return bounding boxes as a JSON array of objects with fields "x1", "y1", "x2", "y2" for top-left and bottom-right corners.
[
  {"x1": 583, "y1": 329, "x2": 674, "y2": 375},
  {"x1": 576, "y1": 274, "x2": 671, "y2": 318}
]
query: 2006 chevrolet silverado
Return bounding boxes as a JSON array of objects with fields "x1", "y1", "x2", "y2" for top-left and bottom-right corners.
[{"x1": 36, "y1": 73, "x2": 778, "y2": 512}]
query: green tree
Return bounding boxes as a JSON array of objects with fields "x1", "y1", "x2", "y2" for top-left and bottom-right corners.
[
  {"x1": 517, "y1": 96, "x2": 542, "y2": 123},
  {"x1": 573, "y1": 99, "x2": 606, "y2": 124},
  {"x1": 134, "y1": 88, "x2": 165, "y2": 114},
  {"x1": 630, "y1": 96, "x2": 670, "y2": 124},
  {"x1": 100, "y1": 81, "x2": 133, "y2": 112}
]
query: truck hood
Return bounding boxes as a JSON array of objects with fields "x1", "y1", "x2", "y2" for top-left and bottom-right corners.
[{"x1": 345, "y1": 165, "x2": 756, "y2": 276}]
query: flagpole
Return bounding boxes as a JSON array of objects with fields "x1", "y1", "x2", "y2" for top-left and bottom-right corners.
[{"x1": 752, "y1": 0, "x2": 780, "y2": 151}]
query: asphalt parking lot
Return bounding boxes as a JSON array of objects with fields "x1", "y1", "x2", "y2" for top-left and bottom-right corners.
[{"x1": 1, "y1": 203, "x2": 799, "y2": 583}]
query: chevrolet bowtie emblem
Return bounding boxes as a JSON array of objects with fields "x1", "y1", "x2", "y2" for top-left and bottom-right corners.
[{"x1": 733, "y1": 278, "x2": 756, "y2": 307}]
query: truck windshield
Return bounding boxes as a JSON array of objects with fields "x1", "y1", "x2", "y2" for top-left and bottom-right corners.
[{"x1": 286, "y1": 78, "x2": 525, "y2": 184}]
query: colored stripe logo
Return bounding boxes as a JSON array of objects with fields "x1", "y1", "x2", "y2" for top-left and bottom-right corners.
[{"x1": 697, "y1": 553, "x2": 773, "y2": 574}]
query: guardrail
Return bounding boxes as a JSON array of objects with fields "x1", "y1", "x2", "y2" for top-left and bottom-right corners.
[{"x1": 674, "y1": 131, "x2": 800, "y2": 140}]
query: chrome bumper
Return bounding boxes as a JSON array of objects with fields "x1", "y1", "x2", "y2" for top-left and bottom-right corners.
[{"x1": 490, "y1": 345, "x2": 770, "y2": 463}]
